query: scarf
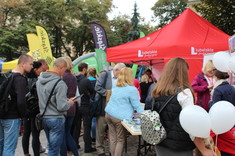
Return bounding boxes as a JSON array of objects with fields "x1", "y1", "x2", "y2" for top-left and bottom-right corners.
[{"x1": 211, "y1": 79, "x2": 227, "y2": 96}]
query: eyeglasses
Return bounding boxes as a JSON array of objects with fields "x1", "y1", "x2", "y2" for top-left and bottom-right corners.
[{"x1": 208, "y1": 69, "x2": 216, "y2": 73}]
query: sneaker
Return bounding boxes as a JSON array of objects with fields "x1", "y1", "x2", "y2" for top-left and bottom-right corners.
[
  {"x1": 40, "y1": 146, "x2": 46, "y2": 153},
  {"x1": 92, "y1": 138, "x2": 96, "y2": 143},
  {"x1": 44, "y1": 148, "x2": 48, "y2": 154}
]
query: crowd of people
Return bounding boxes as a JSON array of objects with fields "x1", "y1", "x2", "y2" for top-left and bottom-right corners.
[{"x1": 0, "y1": 54, "x2": 234, "y2": 156}]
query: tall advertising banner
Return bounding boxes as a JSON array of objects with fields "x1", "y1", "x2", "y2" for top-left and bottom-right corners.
[
  {"x1": 95, "y1": 49, "x2": 109, "y2": 73},
  {"x1": 90, "y1": 23, "x2": 108, "y2": 52},
  {"x1": 26, "y1": 34, "x2": 42, "y2": 61},
  {"x1": 36, "y1": 26, "x2": 54, "y2": 69},
  {"x1": 91, "y1": 23, "x2": 109, "y2": 72}
]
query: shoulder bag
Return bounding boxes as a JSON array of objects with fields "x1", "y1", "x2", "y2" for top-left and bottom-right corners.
[
  {"x1": 140, "y1": 93, "x2": 177, "y2": 145},
  {"x1": 35, "y1": 79, "x2": 61, "y2": 131}
]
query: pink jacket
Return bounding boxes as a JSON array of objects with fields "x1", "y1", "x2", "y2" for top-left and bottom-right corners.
[{"x1": 191, "y1": 72, "x2": 210, "y2": 111}]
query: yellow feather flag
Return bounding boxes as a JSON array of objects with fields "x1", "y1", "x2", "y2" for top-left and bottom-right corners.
[
  {"x1": 26, "y1": 33, "x2": 42, "y2": 61},
  {"x1": 36, "y1": 26, "x2": 54, "y2": 69}
]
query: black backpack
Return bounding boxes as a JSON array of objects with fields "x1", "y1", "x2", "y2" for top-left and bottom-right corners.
[
  {"x1": 89, "y1": 93, "x2": 103, "y2": 117},
  {"x1": 89, "y1": 71, "x2": 108, "y2": 117},
  {"x1": 0, "y1": 71, "x2": 15, "y2": 118},
  {"x1": 25, "y1": 78, "x2": 39, "y2": 116}
]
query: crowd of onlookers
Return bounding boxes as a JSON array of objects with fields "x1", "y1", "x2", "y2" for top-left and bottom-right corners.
[
  {"x1": 0, "y1": 54, "x2": 154, "y2": 156},
  {"x1": 0, "y1": 54, "x2": 234, "y2": 156}
]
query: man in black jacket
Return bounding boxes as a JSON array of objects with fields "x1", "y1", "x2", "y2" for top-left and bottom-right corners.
[
  {"x1": 0, "y1": 54, "x2": 33, "y2": 156},
  {"x1": 74, "y1": 62, "x2": 95, "y2": 153}
]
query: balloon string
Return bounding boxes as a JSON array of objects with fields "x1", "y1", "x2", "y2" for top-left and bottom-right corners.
[
  {"x1": 215, "y1": 135, "x2": 218, "y2": 146},
  {"x1": 208, "y1": 138, "x2": 215, "y2": 155}
]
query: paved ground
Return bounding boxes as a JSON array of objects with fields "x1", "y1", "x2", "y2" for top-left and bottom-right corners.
[{"x1": 15, "y1": 131, "x2": 156, "y2": 156}]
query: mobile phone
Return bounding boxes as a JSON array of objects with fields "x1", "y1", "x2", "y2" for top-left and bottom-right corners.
[
  {"x1": 71, "y1": 94, "x2": 83, "y2": 101},
  {"x1": 71, "y1": 96, "x2": 79, "y2": 101}
]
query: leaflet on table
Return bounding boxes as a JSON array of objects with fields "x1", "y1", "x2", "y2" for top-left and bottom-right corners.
[{"x1": 123, "y1": 119, "x2": 141, "y2": 132}]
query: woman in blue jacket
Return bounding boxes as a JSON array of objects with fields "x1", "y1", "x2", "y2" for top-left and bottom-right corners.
[{"x1": 105, "y1": 67, "x2": 144, "y2": 156}]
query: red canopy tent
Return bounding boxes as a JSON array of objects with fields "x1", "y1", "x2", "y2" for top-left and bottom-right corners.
[{"x1": 107, "y1": 8, "x2": 230, "y2": 81}]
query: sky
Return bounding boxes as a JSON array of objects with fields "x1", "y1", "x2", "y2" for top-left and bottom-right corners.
[{"x1": 108, "y1": 0, "x2": 158, "y2": 25}]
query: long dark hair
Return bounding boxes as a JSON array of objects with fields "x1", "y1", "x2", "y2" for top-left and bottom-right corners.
[
  {"x1": 26, "y1": 61, "x2": 42, "y2": 78},
  {"x1": 152, "y1": 57, "x2": 194, "y2": 99}
]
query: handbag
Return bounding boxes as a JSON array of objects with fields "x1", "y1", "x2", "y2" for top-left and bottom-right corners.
[
  {"x1": 140, "y1": 94, "x2": 177, "y2": 145},
  {"x1": 35, "y1": 79, "x2": 61, "y2": 131},
  {"x1": 90, "y1": 71, "x2": 108, "y2": 117}
]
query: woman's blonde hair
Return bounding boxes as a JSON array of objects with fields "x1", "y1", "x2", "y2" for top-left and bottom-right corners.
[
  {"x1": 116, "y1": 67, "x2": 134, "y2": 87},
  {"x1": 87, "y1": 67, "x2": 97, "y2": 78},
  {"x1": 63, "y1": 56, "x2": 72, "y2": 70},
  {"x1": 141, "y1": 74, "x2": 149, "y2": 83},
  {"x1": 152, "y1": 57, "x2": 195, "y2": 99},
  {"x1": 202, "y1": 60, "x2": 215, "y2": 74}
]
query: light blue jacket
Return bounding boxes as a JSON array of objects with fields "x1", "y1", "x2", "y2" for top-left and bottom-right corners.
[{"x1": 105, "y1": 85, "x2": 144, "y2": 120}]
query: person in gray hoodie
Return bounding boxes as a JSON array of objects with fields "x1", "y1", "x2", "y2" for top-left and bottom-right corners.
[{"x1": 36, "y1": 57, "x2": 74, "y2": 156}]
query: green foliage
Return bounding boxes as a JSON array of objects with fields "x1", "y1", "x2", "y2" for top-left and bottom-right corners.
[
  {"x1": 107, "y1": 14, "x2": 155, "y2": 47},
  {"x1": 0, "y1": 0, "x2": 111, "y2": 60},
  {"x1": 193, "y1": 0, "x2": 235, "y2": 35},
  {"x1": 151, "y1": 0, "x2": 187, "y2": 29},
  {"x1": 0, "y1": 0, "x2": 153, "y2": 61},
  {"x1": 0, "y1": 25, "x2": 33, "y2": 61},
  {"x1": 0, "y1": 0, "x2": 35, "y2": 60},
  {"x1": 107, "y1": 15, "x2": 131, "y2": 46},
  {"x1": 138, "y1": 22, "x2": 156, "y2": 37},
  {"x1": 64, "y1": 0, "x2": 112, "y2": 58}
]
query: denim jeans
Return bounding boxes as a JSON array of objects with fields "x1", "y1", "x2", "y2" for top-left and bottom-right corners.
[
  {"x1": 43, "y1": 118, "x2": 65, "y2": 156},
  {"x1": 60, "y1": 117, "x2": 79, "y2": 156},
  {"x1": 91, "y1": 117, "x2": 96, "y2": 139},
  {"x1": 0, "y1": 119, "x2": 21, "y2": 156}
]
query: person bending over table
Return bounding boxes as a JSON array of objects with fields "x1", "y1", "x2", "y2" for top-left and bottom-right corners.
[{"x1": 105, "y1": 67, "x2": 144, "y2": 156}]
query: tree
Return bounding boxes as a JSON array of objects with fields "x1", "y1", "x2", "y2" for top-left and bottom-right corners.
[
  {"x1": 151, "y1": 0, "x2": 187, "y2": 29},
  {"x1": 107, "y1": 15, "x2": 131, "y2": 47},
  {"x1": 0, "y1": 0, "x2": 153, "y2": 61},
  {"x1": 193, "y1": 0, "x2": 235, "y2": 35},
  {"x1": 0, "y1": 0, "x2": 33, "y2": 61},
  {"x1": 127, "y1": 3, "x2": 140, "y2": 42},
  {"x1": 0, "y1": 0, "x2": 112, "y2": 60},
  {"x1": 65, "y1": 0, "x2": 112, "y2": 57}
]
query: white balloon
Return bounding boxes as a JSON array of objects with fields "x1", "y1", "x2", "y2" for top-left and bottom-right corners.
[
  {"x1": 209, "y1": 101, "x2": 235, "y2": 134},
  {"x1": 213, "y1": 52, "x2": 230, "y2": 72},
  {"x1": 228, "y1": 55, "x2": 235, "y2": 73},
  {"x1": 180, "y1": 105, "x2": 211, "y2": 138}
]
